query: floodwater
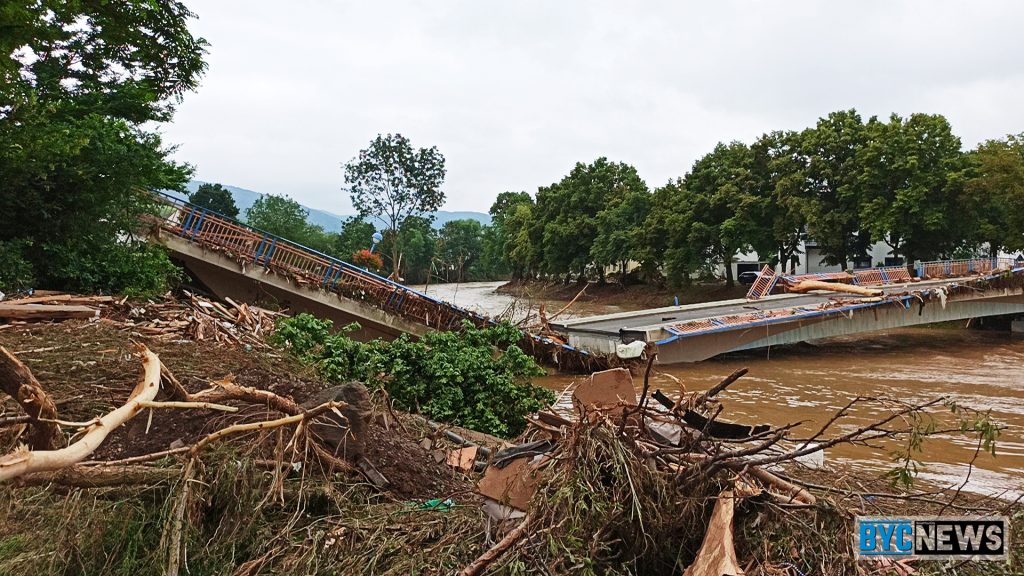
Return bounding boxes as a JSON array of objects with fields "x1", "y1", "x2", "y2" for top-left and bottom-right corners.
[
  {"x1": 424, "y1": 282, "x2": 1024, "y2": 498},
  {"x1": 413, "y1": 280, "x2": 627, "y2": 321}
]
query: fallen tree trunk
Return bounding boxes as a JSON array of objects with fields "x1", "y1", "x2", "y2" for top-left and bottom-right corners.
[
  {"x1": 0, "y1": 303, "x2": 100, "y2": 321},
  {"x1": 786, "y1": 280, "x2": 882, "y2": 297},
  {"x1": 0, "y1": 346, "x2": 62, "y2": 449},
  {"x1": 16, "y1": 464, "x2": 178, "y2": 488},
  {"x1": 0, "y1": 345, "x2": 161, "y2": 482}
]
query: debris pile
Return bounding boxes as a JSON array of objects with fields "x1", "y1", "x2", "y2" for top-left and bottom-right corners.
[
  {"x1": 0, "y1": 290, "x2": 282, "y2": 349},
  {"x1": 113, "y1": 291, "x2": 281, "y2": 349},
  {"x1": 462, "y1": 360, "x2": 1022, "y2": 574},
  {"x1": 0, "y1": 294, "x2": 1020, "y2": 575}
]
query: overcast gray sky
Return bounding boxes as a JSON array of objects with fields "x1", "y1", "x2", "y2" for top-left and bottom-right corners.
[{"x1": 163, "y1": 0, "x2": 1024, "y2": 215}]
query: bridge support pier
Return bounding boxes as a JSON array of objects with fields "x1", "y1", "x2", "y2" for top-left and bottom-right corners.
[{"x1": 1013, "y1": 317, "x2": 1024, "y2": 333}]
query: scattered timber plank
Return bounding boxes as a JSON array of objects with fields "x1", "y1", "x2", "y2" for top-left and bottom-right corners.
[
  {"x1": 0, "y1": 304, "x2": 100, "y2": 321},
  {"x1": 7, "y1": 294, "x2": 113, "y2": 306}
]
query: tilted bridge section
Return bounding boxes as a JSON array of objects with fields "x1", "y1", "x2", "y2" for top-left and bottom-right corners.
[
  {"x1": 146, "y1": 193, "x2": 604, "y2": 372},
  {"x1": 553, "y1": 258, "x2": 1024, "y2": 364}
]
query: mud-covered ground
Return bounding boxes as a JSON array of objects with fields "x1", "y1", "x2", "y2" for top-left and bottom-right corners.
[{"x1": 0, "y1": 319, "x2": 476, "y2": 499}]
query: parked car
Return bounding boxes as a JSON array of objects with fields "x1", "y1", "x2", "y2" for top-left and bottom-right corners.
[{"x1": 738, "y1": 271, "x2": 761, "y2": 285}]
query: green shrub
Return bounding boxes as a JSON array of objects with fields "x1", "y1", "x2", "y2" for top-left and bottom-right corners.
[
  {"x1": 271, "y1": 314, "x2": 552, "y2": 437},
  {"x1": 41, "y1": 241, "x2": 181, "y2": 297},
  {"x1": 0, "y1": 240, "x2": 36, "y2": 294}
]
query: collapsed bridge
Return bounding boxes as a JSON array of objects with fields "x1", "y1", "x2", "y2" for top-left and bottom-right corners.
[
  {"x1": 146, "y1": 193, "x2": 605, "y2": 372},
  {"x1": 551, "y1": 259, "x2": 1024, "y2": 364}
]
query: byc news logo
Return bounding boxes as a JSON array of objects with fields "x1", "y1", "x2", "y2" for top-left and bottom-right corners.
[{"x1": 856, "y1": 516, "x2": 1009, "y2": 561}]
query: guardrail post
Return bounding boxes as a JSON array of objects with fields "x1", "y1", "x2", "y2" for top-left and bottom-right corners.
[
  {"x1": 261, "y1": 239, "x2": 277, "y2": 267},
  {"x1": 185, "y1": 208, "x2": 207, "y2": 239},
  {"x1": 179, "y1": 208, "x2": 194, "y2": 237},
  {"x1": 253, "y1": 234, "x2": 268, "y2": 264},
  {"x1": 321, "y1": 264, "x2": 337, "y2": 288}
]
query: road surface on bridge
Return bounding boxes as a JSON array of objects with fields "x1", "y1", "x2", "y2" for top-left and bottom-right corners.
[{"x1": 551, "y1": 276, "x2": 964, "y2": 335}]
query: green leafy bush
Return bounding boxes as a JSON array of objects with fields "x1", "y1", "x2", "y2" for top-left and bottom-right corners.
[
  {"x1": 271, "y1": 314, "x2": 552, "y2": 437},
  {"x1": 0, "y1": 240, "x2": 36, "y2": 294},
  {"x1": 42, "y1": 241, "x2": 181, "y2": 297}
]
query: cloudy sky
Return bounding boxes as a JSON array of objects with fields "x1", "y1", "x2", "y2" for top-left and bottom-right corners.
[{"x1": 164, "y1": 0, "x2": 1024, "y2": 215}]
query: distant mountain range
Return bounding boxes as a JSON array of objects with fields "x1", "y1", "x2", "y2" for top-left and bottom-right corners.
[{"x1": 169, "y1": 181, "x2": 491, "y2": 233}]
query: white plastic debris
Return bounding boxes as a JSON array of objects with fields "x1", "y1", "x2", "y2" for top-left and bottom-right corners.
[
  {"x1": 616, "y1": 340, "x2": 647, "y2": 359},
  {"x1": 794, "y1": 444, "x2": 825, "y2": 470}
]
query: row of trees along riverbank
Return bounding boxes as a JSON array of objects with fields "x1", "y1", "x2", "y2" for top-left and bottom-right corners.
[
  {"x1": 197, "y1": 112, "x2": 1024, "y2": 289},
  {"x1": 495, "y1": 112, "x2": 1024, "y2": 287}
]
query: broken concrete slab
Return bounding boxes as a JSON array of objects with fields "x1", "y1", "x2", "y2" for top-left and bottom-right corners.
[
  {"x1": 573, "y1": 367, "x2": 637, "y2": 413},
  {"x1": 476, "y1": 457, "x2": 542, "y2": 511},
  {"x1": 446, "y1": 446, "x2": 479, "y2": 472}
]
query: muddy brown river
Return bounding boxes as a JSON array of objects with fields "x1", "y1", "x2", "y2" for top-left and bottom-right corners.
[{"x1": 419, "y1": 282, "x2": 1024, "y2": 498}]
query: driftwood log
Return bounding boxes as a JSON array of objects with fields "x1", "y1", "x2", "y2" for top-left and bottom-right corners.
[
  {"x1": 0, "y1": 345, "x2": 161, "y2": 482},
  {"x1": 0, "y1": 346, "x2": 62, "y2": 450},
  {"x1": 787, "y1": 280, "x2": 883, "y2": 297},
  {"x1": 16, "y1": 464, "x2": 178, "y2": 488}
]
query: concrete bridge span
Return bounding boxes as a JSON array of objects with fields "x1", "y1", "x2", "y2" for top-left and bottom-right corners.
[
  {"x1": 552, "y1": 269, "x2": 1024, "y2": 364},
  {"x1": 145, "y1": 193, "x2": 604, "y2": 372}
]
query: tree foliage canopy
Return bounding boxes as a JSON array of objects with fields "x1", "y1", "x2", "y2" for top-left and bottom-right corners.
[
  {"x1": 343, "y1": 134, "x2": 446, "y2": 278},
  {"x1": 190, "y1": 183, "x2": 239, "y2": 218},
  {"x1": 0, "y1": 1, "x2": 207, "y2": 294},
  {"x1": 245, "y1": 194, "x2": 333, "y2": 253},
  {"x1": 965, "y1": 134, "x2": 1024, "y2": 255}
]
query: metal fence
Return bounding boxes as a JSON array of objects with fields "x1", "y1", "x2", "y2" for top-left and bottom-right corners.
[
  {"x1": 153, "y1": 192, "x2": 489, "y2": 331},
  {"x1": 916, "y1": 257, "x2": 1021, "y2": 279}
]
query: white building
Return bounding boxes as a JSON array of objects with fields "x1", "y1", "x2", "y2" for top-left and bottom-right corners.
[
  {"x1": 730, "y1": 241, "x2": 1023, "y2": 279},
  {"x1": 731, "y1": 239, "x2": 896, "y2": 279}
]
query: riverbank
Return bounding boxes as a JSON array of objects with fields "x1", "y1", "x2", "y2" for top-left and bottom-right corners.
[{"x1": 1, "y1": 292, "x2": 1021, "y2": 574}]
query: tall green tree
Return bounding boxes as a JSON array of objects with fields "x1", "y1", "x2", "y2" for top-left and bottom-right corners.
[
  {"x1": 964, "y1": 134, "x2": 1024, "y2": 256},
  {"x1": 0, "y1": 1, "x2": 207, "y2": 294},
  {"x1": 799, "y1": 110, "x2": 871, "y2": 268},
  {"x1": 190, "y1": 183, "x2": 239, "y2": 218},
  {"x1": 343, "y1": 134, "x2": 446, "y2": 279},
  {"x1": 476, "y1": 225, "x2": 507, "y2": 280},
  {"x1": 438, "y1": 219, "x2": 484, "y2": 282},
  {"x1": 483, "y1": 191, "x2": 534, "y2": 279},
  {"x1": 533, "y1": 158, "x2": 647, "y2": 282},
  {"x1": 749, "y1": 130, "x2": 808, "y2": 273},
  {"x1": 245, "y1": 194, "x2": 332, "y2": 253},
  {"x1": 503, "y1": 201, "x2": 541, "y2": 280},
  {"x1": 591, "y1": 187, "x2": 651, "y2": 279},
  {"x1": 646, "y1": 180, "x2": 702, "y2": 286},
  {"x1": 682, "y1": 142, "x2": 757, "y2": 286},
  {"x1": 858, "y1": 113, "x2": 970, "y2": 264}
]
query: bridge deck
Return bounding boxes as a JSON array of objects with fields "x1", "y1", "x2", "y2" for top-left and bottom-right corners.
[
  {"x1": 552, "y1": 263, "x2": 1024, "y2": 363},
  {"x1": 551, "y1": 277, "x2": 973, "y2": 336}
]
